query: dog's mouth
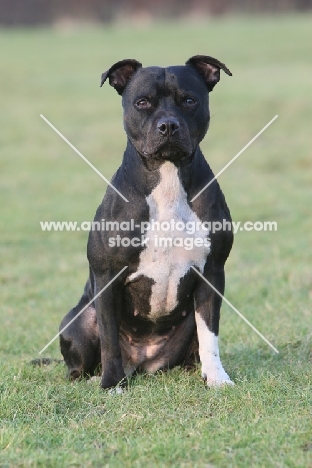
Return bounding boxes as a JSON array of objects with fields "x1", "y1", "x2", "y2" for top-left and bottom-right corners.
[{"x1": 142, "y1": 141, "x2": 190, "y2": 161}]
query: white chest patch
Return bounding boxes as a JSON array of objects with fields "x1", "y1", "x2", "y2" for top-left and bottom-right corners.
[{"x1": 129, "y1": 161, "x2": 210, "y2": 320}]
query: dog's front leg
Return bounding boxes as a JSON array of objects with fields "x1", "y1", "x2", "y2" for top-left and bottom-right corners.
[
  {"x1": 194, "y1": 264, "x2": 233, "y2": 386},
  {"x1": 94, "y1": 272, "x2": 126, "y2": 389}
]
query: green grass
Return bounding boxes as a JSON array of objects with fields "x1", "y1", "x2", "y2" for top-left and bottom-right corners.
[{"x1": 1, "y1": 15, "x2": 312, "y2": 467}]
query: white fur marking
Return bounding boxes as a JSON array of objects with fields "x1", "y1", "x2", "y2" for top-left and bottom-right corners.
[
  {"x1": 129, "y1": 162, "x2": 210, "y2": 320},
  {"x1": 195, "y1": 312, "x2": 233, "y2": 386}
]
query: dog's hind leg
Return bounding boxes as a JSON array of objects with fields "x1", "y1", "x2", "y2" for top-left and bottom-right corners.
[{"x1": 59, "y1": 280, "x2": 100, "y2": 380}]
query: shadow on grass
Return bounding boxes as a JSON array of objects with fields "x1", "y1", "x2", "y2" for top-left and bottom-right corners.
[{"x1": 223, "y1": 335, "x2": 311, "y2": 383}]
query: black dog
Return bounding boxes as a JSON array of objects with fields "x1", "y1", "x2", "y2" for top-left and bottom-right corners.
[{"x1": 59, "y1": 55, "x2": 234, "y2": 388}]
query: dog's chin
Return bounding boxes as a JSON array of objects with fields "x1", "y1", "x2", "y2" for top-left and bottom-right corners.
[{"x1": 142, "y1": 143, "x2": 190, "y2": 162}]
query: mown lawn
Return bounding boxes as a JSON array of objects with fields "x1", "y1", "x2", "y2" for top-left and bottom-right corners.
[{"x1": 1, "y1": 15, "x2": 311, "y2": 468}]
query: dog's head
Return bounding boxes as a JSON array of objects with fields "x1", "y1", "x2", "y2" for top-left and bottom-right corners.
[{"x1": 101, "y1": 56, "x2": 232, "y2": 162}]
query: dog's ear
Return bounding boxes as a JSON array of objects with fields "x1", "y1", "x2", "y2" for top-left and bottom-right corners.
[
  {"x1": 100, "y1": 59, "x2": 142, "y2": 95},
  {"x1": 186, "y1": 55, "x2": 232, "y2": 92}
]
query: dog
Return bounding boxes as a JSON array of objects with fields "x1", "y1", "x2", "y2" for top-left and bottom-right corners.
[{"x1": 59, "y1": 55, "x2": 234, "y2": 389}]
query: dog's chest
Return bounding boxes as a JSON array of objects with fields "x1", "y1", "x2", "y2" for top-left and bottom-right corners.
[{"x1": 129, "y1": 161, "x2": 210, "y2": 320}]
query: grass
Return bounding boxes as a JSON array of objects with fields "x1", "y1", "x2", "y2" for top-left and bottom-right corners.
[{"x1": 1, "y1": 14, "x2": 311, "y2": 467}]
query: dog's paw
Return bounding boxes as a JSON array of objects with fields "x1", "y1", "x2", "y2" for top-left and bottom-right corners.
[
  {"x1": 108, "y1": 386, "x2": 124, "y2": 395},
  {"x1": 202, "y1": 364, "x2": 234, "y2": 387}
]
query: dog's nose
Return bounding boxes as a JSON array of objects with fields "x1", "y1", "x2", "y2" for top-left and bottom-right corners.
[{"x1": 157, "y1": 117, "x2": 180, "y2": 136}]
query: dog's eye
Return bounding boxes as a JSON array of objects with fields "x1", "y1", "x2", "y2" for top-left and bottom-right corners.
[
  {"x1": 183, "y1": 97, "x2": 196, "y2": 106},
  {"x1": 136, "y1": 98, "x2": 151, "y2": 109}
]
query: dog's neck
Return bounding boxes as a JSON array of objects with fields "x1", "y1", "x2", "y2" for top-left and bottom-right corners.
[{"x1": 121, "y1": 139, "x2": 199, "y2": 195}]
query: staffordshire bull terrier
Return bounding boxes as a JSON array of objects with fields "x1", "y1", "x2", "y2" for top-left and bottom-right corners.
[{"x1": 59, "y1": 55, "x2": 234, "y2": 388}]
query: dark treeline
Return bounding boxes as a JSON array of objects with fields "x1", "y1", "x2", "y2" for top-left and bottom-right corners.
[{"x1": 1, "y1": 0, "x2": 311, "y2": 26}]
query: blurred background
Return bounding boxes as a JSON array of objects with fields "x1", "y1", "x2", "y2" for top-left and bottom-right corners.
[{"x1": 1, "y1": 3, "x2": 312, "y2": 466}]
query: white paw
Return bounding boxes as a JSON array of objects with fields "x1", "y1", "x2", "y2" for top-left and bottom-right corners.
[
  {"x1": 108, "y1": 386, "x2": 124, "y2": 395},
  {"x1": 202, "y1": 364, "x2": 234, "y2": 387},
  {"x1": 195, "y1": 315, "x2": 234, "y2": 387}
]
